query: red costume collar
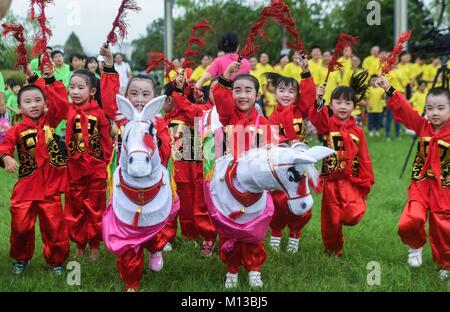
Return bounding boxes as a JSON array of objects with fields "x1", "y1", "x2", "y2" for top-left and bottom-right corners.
[
  {"x1": 119, "y1": 168, "x2": 163, "y2": 206},
  {"x1": 225, "y1": 161, "x2": 263, "y2": 220}
]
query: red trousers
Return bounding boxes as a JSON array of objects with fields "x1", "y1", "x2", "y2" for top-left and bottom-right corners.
[
  {"x1": 65, "y1": 177, "x2": 107, "y2": 249},
  {"x1": 117, "y1": 229, "x2": 170, "y2": 290},
  {"x1": 398, "y1": 179, "x2": 450, "y2": 269},
  {"x1": 10, "y1": 195, "x2": 69, "y2": 268},
  {"x1": 218, "y1": 238, "x2": 266, "y2": 274},
  {"x1": 270, "y1": 191, "x2": 312, "y2": 238},
  {"x1": 321, "y1": 178, "x2": 366, "y2": 256},
  {"x1": 171, "y1": 161, "x2": 216, "y2": 242}
]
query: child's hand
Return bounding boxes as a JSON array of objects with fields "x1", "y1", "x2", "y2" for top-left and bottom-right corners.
[
  {"x1": 42, "y1": 64, "x2": 54, "y2": 77},
  {"x1": 299, "y1": 54, "x2": 309, "y2": 72},
  {"x1": 175, "y1": 73, "x2": 186, "y2": 89},
  {"x1": 26, "y1": 64, "x2": 35, "y2": 78},
  {"x1": 224, "y1": 61, "x2": 240, "y2": 80},
  {"x1": 3, "y1": 156, "x2": 18, "y2": 173},
  {"x1": 375, "y1": 75, "x2": 390, "y2": 91},
  {"x1": 99, "y1": 44, "x2": 113, "y2": 66},
  {"x1": 316, "y1": 85, "x2": 326, "y2": 99}
]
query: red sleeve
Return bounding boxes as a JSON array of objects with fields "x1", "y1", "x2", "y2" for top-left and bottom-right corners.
[
  {"x1": 0, "y1": 127, "x2": 17, "y2": 165},
  {"x1": 100, "y1": 69, "x2": 121, "y2": 122},
  {"x1": 155, "y1": 117, "x2": 171, "y2": 168},
  {"x1": 298, "y1": 76, "x2": 316, "y2": 118},
  {"x1": 350, "y1": 130, "x2": 374, "y2": 196},
  {"x1": 44, "y1": 79, "x2": 70, "y2": 128},
  {"x1": 172, "y1": 92, "x2": 212, "y2": 122},
  {"x1": 98, "y1": 111, "x2": 113, "y2": 164},
  {"x1": 308, "y1": 104, "x2": 330, "y2": 135},
  {"x1": 387, "y1": 91, "x2": 426, "y2": 134},
  {"x1": 212, "y1": 78, "x2": 235, "y2": 126}
]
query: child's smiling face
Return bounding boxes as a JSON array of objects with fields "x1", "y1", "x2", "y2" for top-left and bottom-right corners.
[
  {"x1": 425, "y1": 94, "x2": 450, "y2": 131},
  {"x1": 232, "y1": 79, "x2": 257, "y2": 113}
]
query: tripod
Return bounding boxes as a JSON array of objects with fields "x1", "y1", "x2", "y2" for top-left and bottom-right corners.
[{"x1": 399, "y1": 55, "x2": 449, "y2": 178}]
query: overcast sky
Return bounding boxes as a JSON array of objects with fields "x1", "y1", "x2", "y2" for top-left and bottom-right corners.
[{"x1": 9, "y1": 0, "x2": 166, "y2": 55}]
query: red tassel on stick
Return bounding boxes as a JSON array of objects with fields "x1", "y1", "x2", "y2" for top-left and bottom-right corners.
[
  {"x1": 182, "y1": 19, "x2": 212, "y2": 69},
  {"x1": 380, "y1": 31, "x2": 412, "y2": 75},
  {"x1": 2, "y1": 23, "x2": 29, "y2": 71},
  {"x1": 29, "y1": 0, "x2": 54, "y2": 73},
  {"x1": 326, "y1": 33, "x2": 359, "y2": 82},
  {"x1": 145, "y1": 52, "x2": 176, "y2": 80},
  {"x1": 261, "y1": 0, "x2": 304, "y2": 52},
  {"x1": 106, "y1": 0, "x2": 141, "y2": 46}
]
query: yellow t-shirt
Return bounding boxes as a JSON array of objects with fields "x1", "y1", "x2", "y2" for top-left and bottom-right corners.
[
  {"x1": 263, "y1": 90, "x2": 277, "y2": 117},
  {"x1": 274, "y1": 65, "x2": 284, "y2": 74},
  {"x1": 387, "y1": 67, "x2": 410, "y2": 93},
  {"x1": 255, "y1": 63, "x2": 274, "y2": 94},
  {"x1": 422, "y1": 64, "x2": 440, "y2": 88},
  {"x1": 362, "y1": 55, "x2": 381, "y2": 77},
  {"x1": 323, "y1": 69, "x2": 342, "y2": 105},
  {"x1": 366, "y1": 86, "x2": 385, "y2": 113},
  {"x1": 410, "y1": 90, "x2": 427, "y2": 114},
  {"x1": 282, "y1": 62, "x2": 303, "y2": 84},
  {"x1": 308, "y1": 59, "x2": 325, "y2": 86},
  {"x1": 190, "y1": 65, "x2": 210, "y2": 86}
]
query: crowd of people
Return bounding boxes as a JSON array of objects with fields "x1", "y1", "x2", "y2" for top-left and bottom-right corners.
[{"x1": 0, "y1": 29, "x2": 449, "y2": 291}]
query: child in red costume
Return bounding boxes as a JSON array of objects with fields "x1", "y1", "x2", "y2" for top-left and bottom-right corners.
[
  {"x1": 211, "y1": 61, "x2": 274, "y2": 287},
  {"x1": 162, "y1": 74, "x2": 217, "y2": 256},
  {"x1": 377, "y1": 75, "x2": 450, "y2": 281},
  {"x1": 98, "y1": 45, "x2": 174, "y2": 274},
  {"x1": 308, "y1": 71, "x2": 374, "y2": 257},
  {"x1": 0, "y1": 64, "x2": 69, "y2": 275},
  {"x1": 265, "y1": 56, "x2": 317, "y2": 254},
  {"x1": 64, "y1": 67, "x2": 113, "y2": 259}
]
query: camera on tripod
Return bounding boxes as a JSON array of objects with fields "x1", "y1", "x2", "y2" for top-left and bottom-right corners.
[{"x1": 409, "y1": 18, "x2": 450, "y2": 56}]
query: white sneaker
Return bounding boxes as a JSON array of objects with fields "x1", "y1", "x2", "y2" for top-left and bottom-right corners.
[
  {"x1": 408, "y1": 247, "x2": 423, "y2": 268},
  {"x1": 369, "y1": 131, "x2": 374, "y2": 137},
  {"x1": 248, "y1": 271, "x2": 263, "y2": 288},
  {"x1": 286, "y1": 237, "x2": 300, "y2": 253},
  {"x1": 149, "y1": 252, "x2": 164, "y2": 272},
  {"x1": 225, "y1": 272, "x2": 238, "y2": 289},
  {"x1": 163, "y1": 242, "x2": 173, "y2": 252},
  {"x1": 375, "y1": 131, "x2": 380, "y2": 137},
  {"x1": 439, "y1": 269, "x2": 448, "y2": 281},
  {"x1": 270, "y1": 236, "x2": 281, "y2": 252}
]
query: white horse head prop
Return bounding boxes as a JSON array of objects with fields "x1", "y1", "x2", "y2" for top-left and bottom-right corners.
[
  {"x1": 234, "y1": 143, "x2": 335, "y2": 216},
  {"x1": 116, "y1": 94, "x2": 166, "y2": 179}
]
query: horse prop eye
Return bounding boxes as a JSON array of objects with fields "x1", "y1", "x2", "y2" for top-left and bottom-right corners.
[{"x1": 286, "y1": 167, "x2": 302, "y2": 183}]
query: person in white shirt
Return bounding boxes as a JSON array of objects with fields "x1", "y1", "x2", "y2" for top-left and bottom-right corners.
[{"x1": 114, "y1": 53, "x2": 132, "y2": 94}]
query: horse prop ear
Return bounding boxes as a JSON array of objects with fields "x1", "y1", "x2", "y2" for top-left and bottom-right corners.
[
  {"x1": 140, "y1": 95, "x2": 167, "y2": 121},
  {"x1": 302, "y1": 146, "x2": 335, "y2": 162},
  {"x1": 116, "y1": 94, "x2": 137, "y2": 121}
]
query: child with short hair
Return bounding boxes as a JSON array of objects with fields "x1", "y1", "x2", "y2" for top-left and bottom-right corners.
[
  {"x1": 309, "y1": 71, "x2": 375, "y2": 257},
  {"x1": 377, "y1": 75, "x2": 450, "y2": 281},
  {"x1": 0, "y1": 64, "x2": 70, "y2": 275}
]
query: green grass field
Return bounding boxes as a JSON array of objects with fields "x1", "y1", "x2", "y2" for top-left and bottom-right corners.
[{"x1": 0, "y1": 129, "x2": 449, "y2": 292}]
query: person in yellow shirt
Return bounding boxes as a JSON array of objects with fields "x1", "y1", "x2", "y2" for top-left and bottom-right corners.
[
  {"x1": 263, "y1": 79, "x2": 277, "y2": 117},
  {"x1": 249, "y1": 56, "x2": 259, "y2": 77},
  {"x1": 397, "y1": 52, "x2": 414, "y2": 98},
  {"x1": 366, "y1": 75, "x2": 386, "y2": 136},
  {"x1": 422, "y1": 57, "x2": 441, "y2": 88},
  {"x1": 282, "y1": 50, "x2": 304, "y2": 84},
  {"x1": 322, "y1": 50, "x2": 342, "y2": 105},
  {"x1": 409, "y1": 80, "x2": 428, "y2": 114},
  {"x1": 189, "y1": 53, "x2": 213, "y2": 101},
  {"x1": 338, "y1": 46, "x2": 353, "y2": 84},
  {"x1": 274, "y1": 54, "x2": 289, "y2": 74},
  {"x1": 308, "y1": 46, "x2": 325, "y2": 86},
  {"x1": 362, "y1": 45, "x2": 381, "y2": 77},
  {"x1": 256, "y1": 52, "x2": 275, "y2": 98}
]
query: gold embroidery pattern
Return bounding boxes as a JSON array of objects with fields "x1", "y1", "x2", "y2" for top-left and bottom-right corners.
[
  {"x1": 321, "y1": 132, "x2": 360, "y2": 177},
  {"x1": 47, "y1": 139, "x2": 66, "y2": 167},
  {"x1": 18, "y1": 151, "x2": 37, "y2": 179},
  {"x1": 68, "y1": 115, "x2": 102, "y2": 158},
  {"x1": 89, "y1": 134, "x2": 103, "y2": 160},
  {"x1": 279, "y1": 118, "x2": 307, "y2": 142},
  {"x1": 411, "y1": 137, "x2": 450, "y2": 187}
]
